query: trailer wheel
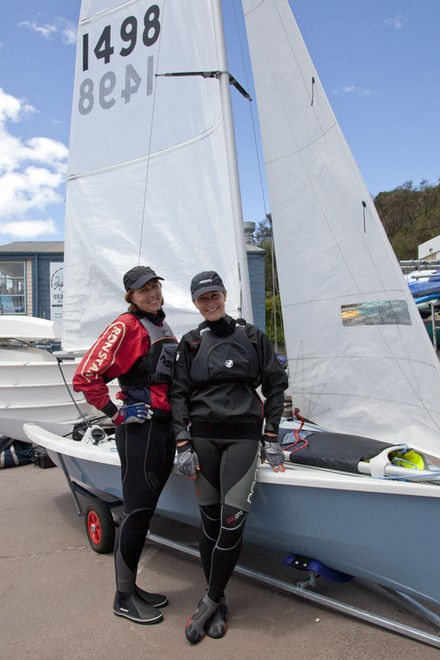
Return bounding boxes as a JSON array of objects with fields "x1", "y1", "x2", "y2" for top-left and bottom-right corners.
[{"x1": 84, "y1": 500, "x2": 115, "y2": 554}]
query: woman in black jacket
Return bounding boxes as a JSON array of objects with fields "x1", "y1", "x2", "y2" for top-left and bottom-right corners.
[{"x1": 170, "y1": 271, "x2": 288, "y2": 644}]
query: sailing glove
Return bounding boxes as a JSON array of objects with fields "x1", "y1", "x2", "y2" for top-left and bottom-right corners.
[
  {"x1": 176, "y1": 442, "x2": 200, "y2": 478},
  {"x1": 261, "y1": 434, "x2": 285, "y2": 470},
  {"x1": 113, "y1": 402, "x2": 153, "y2": 425}
]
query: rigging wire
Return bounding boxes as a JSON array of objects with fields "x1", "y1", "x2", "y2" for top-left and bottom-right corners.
[
  {"x1": 231, "y1": 0, "x2": 285, "y2": 355},
  {"x1": 272, "y1": 240, "x2": 278, "y2": 352},
  {"x1": 56, "y1": 356, "x2": 93, "y2": 427},
  {"x1": 231, "y1": 0, "x2": 268, "y2": 219},
  {"x1": 136, "y1": 0, "x2": 168, "y2": 263},
  {"x1": 54, "y1": 353, "x2": 114, "y2": 438}
]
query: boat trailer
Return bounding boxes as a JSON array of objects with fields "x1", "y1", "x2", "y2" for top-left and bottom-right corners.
[{"x1": 56, "y1": 450, "x2": 440, "y2": 650}]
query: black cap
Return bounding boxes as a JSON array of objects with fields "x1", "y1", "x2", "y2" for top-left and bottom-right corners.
[
  {"x1": 123, "y1": 266, "x2": 163, "y2": 291},
  {"x1": 190, "y1": 271, "x2": 226, "y2": 300}
]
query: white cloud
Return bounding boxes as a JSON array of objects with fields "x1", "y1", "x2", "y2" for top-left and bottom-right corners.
[
  {"x1": 333, "y1": 86, "x2": 375, "y2": 99},
  {"x1": 19, "y1": 18, "x2": 77, "y2": 45},
  {"x1": 0, "y1": 89, "x2": 35, "y2": 124},
  {"x1": 0, "y1": 219, "x2": 57, "y2": 238},
  {"x1": 0, "y1": 88, "x2": 68, "y2": 238},
  {"x1": 61, "y1": 22, "x2": 77, "y2": 46},
  {"x1": 25, "y1": 137, "x2": 68, "y2": 166},
  {"x1": 384, "y1": 15, "x2": 408, "y2": 30},
  {"x1": 19, "y1": 20, "x2": 57, "y2": 39},
  {"x1": 0, "y1": 167, "x2": 65, "y2": 216}
]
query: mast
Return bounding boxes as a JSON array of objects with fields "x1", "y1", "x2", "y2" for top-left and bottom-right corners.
[{"x1": 212, "y1": 0, "x2": 253, "y2": 322}]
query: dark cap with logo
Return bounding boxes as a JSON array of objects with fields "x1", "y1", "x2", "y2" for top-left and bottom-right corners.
[
  {"x1": 190, "y1": 271, "x2": 226, "y2": 300},
  {"x1": 123, "y1": 266, "x2": 163, "y2": 291}
]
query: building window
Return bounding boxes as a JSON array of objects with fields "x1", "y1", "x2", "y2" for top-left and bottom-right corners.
[{"x1": 0, "y1": 261, "x2": 25, "y2": 314}]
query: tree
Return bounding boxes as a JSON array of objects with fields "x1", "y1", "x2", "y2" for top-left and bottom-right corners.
[
  {"x1": 374, "y1": 180, "x2": 440, "y2": 259},
  {"x1": 265, "y1": 294, "x2": 285, "y2": 354},
  {"x1": 254, "y1": 213, "x2": 285, "y2": 350}
]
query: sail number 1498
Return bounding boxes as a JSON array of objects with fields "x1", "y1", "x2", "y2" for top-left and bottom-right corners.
[
  {"x1": 78, "y1": 4, "x2": 160, "y2": 116},
  {"x1": 82, "y1": 5, "x2": 160, "y2": 71}
]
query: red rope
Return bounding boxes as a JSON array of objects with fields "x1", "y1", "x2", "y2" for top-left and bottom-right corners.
[{"x1": 282, "y1": 407, "x2": 308, "y2": 453}]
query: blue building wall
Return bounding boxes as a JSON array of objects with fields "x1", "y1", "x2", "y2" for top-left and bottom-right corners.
[
  {"x1": 33, "y1": 253, "x2": 63, "y2": 319},
  {"x1": 0, "y1": 244, "x2": 63, "y2": 320}
]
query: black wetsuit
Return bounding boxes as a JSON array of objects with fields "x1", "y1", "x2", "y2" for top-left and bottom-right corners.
[
  {"x1": 74, "y1": 310, "x2": 177, "y2": 597},
  {"x1": 114, "y1": 413, "x2": 175, "y2": 594},
  {"x1": 170, "y1": 315, "x2": 288, "y2": 602}
]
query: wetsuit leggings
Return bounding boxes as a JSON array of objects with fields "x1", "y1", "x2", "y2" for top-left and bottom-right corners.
[
  {"x1": 114, "y1": 415, "x2": 175, "y2": 595},
  {"x1": 191, "y1": 435, "x2": 260, "y2": 603}
]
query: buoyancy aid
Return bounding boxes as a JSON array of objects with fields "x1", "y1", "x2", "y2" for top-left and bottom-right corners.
[
  {"x1": 118, "y1": 316, "x2": 177, "y2": 389},
  {"x1": 190, "y1": 321, "x2": 260, "y2": 387}
]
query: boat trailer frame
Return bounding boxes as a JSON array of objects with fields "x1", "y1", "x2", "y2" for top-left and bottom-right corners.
[
  {"x1": 56, "y1": 451, "x2": 440, "y2": 650},
  {"x1": 149, "y1": 533, "x2": 440, "y2": 650}
]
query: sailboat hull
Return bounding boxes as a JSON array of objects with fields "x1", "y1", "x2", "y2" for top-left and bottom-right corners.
[
  {"x1": 158, "y1": 467, "x2": 440, "y2": 608},
  {"x1": 0, "y1": 345, "x2": 93, "y2": 442},
  {"x1": 24, "y1": 422, "x2": 440, "y2": 608}
]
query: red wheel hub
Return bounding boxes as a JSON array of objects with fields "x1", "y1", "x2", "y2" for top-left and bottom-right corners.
[{"x1": 87, "y1": 511, "x2": 101, "y2": 544}]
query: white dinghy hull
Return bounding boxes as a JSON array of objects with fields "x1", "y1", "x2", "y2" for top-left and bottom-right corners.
[{"x1": 0, "y1": 318, "x2": 93, "y2": 442}]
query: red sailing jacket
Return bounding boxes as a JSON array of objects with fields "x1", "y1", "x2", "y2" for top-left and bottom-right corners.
[{"x1": 72, "y1": 313, "x2": 171, "y2": 416}]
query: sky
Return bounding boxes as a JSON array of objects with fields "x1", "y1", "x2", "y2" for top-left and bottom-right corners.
[{"x1": 0, "y1": 0, "x2": 439, "y2": 243}]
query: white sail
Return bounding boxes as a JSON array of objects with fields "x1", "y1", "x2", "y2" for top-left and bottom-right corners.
[
  {"x1": 243, "y1": 0, "x2": 440, "y2": 456},
  {"x1": 63, "y1": 0, "x2": 251, "y2": 351}
]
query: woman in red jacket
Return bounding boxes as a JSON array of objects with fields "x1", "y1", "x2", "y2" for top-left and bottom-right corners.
[{"x1": 73, "y1": 265, "x2": 177, "y2": 625}]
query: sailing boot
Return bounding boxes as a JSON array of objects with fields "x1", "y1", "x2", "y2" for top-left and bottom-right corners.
[
  {"x1": 113, "y1": 591, "x2": 163, "y2": 624},
  {"x1": 135, "y1": 585, "x2": 168, "y2": 608},
  {"x1": 185, "y1": 594, "x2": 218, "y2": 644},
  {"x1": 206, "y1": 597, "x2": 228, "y2": 639}
]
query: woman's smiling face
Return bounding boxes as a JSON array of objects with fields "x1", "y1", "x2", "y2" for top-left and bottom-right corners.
[
  {"x1": 130, "y1": 279, "x2": 163, "y2": 313},
  {"x1": 193, "y1": 290, "x2": 227, "y2": 322}
]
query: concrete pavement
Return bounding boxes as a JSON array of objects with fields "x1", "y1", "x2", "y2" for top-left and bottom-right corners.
[{"x1": 1, "y1": 463, "x2": 439, "y2": 660}]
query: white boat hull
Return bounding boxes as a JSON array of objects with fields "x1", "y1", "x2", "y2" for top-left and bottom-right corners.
[
  {"x1": 0, "y1": 344, "x2": 93, "y2": 442},
  {"x1": 24, "y1": 422, "x2": 440, "y2": 608}
]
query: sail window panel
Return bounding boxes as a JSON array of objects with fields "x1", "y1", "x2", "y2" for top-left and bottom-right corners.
[{"x1": 341, "y1": 301, "x2": 411, "y2": 326}]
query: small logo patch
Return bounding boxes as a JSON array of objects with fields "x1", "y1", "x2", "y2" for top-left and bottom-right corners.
[{"x1": 225, "y1": 359, "x2": 233, "y2": 368}]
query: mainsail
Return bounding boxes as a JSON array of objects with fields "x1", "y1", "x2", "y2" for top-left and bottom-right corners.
[
  {"x1": 63, "y1": 0, "x2": 251, "y2": 351},
  {"x1": 243, "y1": 0, "x2": 440, "y2": 456}
]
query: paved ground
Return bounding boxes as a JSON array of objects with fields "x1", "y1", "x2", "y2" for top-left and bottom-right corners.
[{"x1": 2, "y1": 463, "x2": 440, "y2": 660}]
